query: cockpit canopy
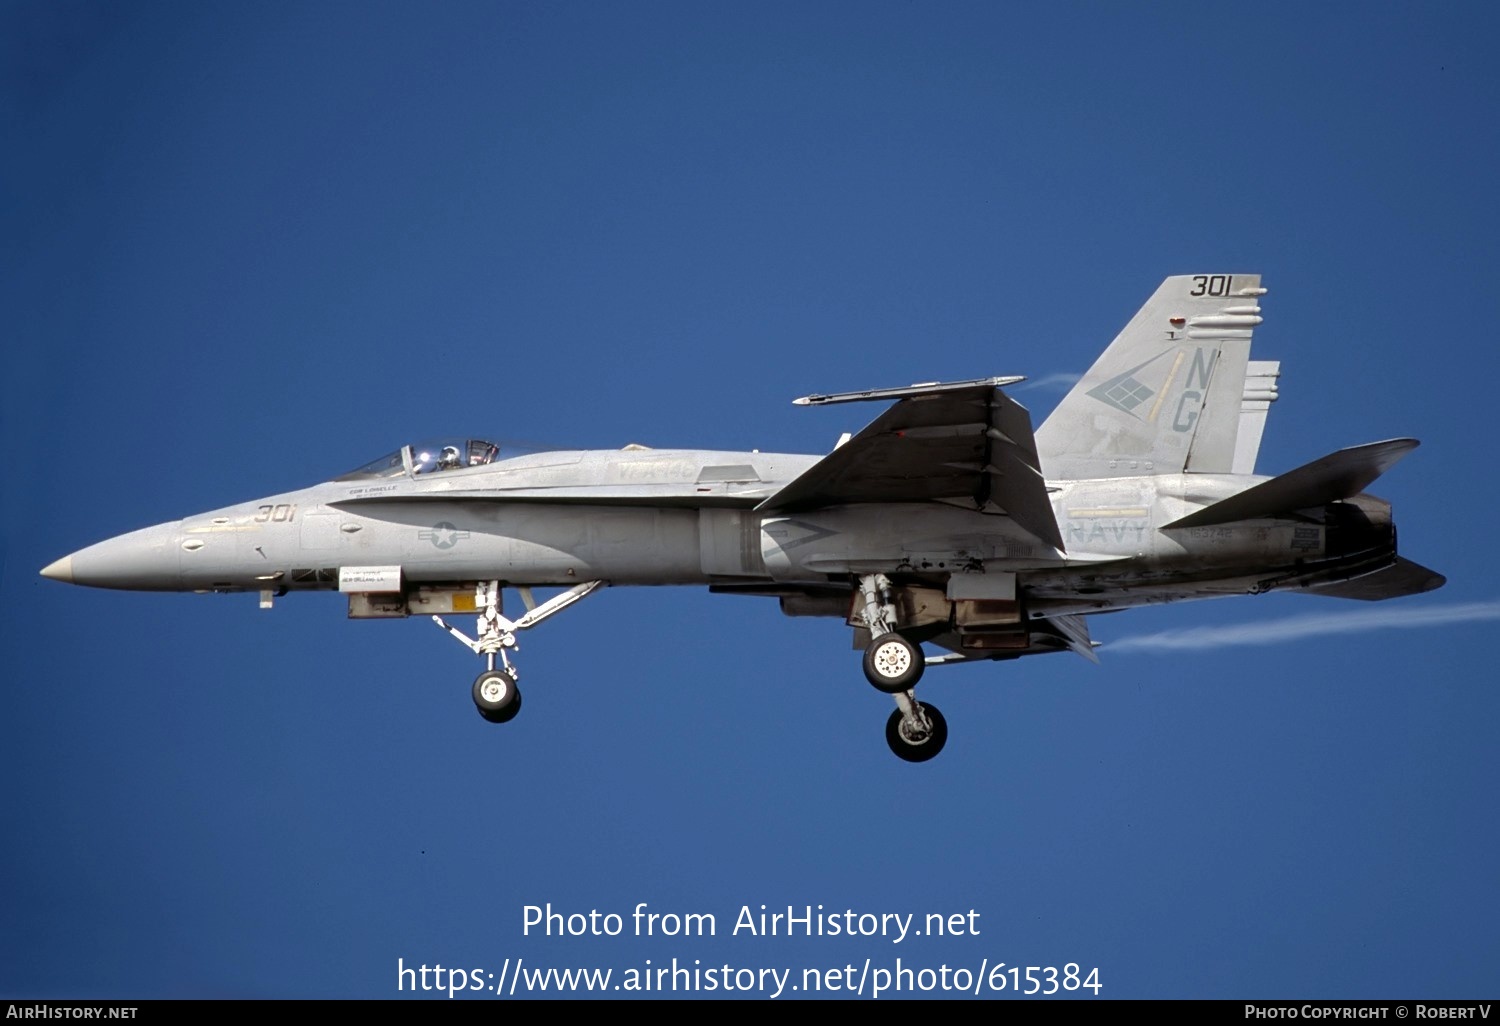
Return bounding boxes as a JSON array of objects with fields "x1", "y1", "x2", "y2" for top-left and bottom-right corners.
[{"x1": 336, "y1": 438, "x2": 502, "y2": 481}]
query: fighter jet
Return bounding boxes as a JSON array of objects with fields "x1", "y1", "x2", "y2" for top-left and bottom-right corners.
[{"x1": 40, "y1": 274, "x2": 1444, "y2": 761}]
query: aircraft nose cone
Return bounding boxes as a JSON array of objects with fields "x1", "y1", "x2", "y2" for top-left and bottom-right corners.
[
  {"x1": 40, "y1": 555, "x2": 74, "y2": 582},
  {"x1": 45, "y1": 521, "x2": 184, "y2": 590}
]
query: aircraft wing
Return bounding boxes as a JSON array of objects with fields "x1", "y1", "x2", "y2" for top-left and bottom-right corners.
[{"x1": 759, "y1": 383, "x2": 1064, "y2": 552}]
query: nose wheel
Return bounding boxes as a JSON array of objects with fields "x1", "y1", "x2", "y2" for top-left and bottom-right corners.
[
  {"x1": 432, "y1": 580, "x2": 604, "y2": 724},
  {"x1": 473, "y1": 668, "x2": 522, "y2": 723}
]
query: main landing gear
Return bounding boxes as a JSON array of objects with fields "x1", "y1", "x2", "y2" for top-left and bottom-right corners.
[
  {"x1": 433, "y1": 580, "x2": 604, "y2": 723},
  {"x1": 858, "y1": 573, "x2": 946, "y2": 762},
  {"x1": 885, "y1": 694, "x2": 948, "y2": 763}
]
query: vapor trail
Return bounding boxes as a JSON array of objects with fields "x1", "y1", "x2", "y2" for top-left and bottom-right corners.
[
  {"x1": 1016, "y1": 372, "x2": 1082, "y2": 392},
  {"x1": 1105, "y1": 600, "x2": 1500, "y2": 654}
]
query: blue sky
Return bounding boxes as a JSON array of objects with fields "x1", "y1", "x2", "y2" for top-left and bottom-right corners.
[{"x1": 4, "y1": 1, "x2": 1498, "y2": 1000}]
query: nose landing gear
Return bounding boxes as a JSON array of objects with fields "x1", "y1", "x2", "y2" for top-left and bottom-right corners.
[{"x1": 433, "y1": 579, "x2": 604, "y2": 723}]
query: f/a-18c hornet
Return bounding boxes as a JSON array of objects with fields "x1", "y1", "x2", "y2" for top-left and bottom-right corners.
[{"x1": 42, "y1": 275, "x2": 1444, "y2": 761}]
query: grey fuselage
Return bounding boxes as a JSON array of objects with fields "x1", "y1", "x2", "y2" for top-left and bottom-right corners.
[{"x1": 49, "y1": 446, "x2": 1395, "y2": 614}]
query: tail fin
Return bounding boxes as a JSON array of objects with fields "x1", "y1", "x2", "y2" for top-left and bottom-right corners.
[
  {"x1": 1232, "y1": 360, "x2": 1281, "y2": 474},
  {"x1": 1035, "y1": 274, "x2": 1267, "y2": 480}
]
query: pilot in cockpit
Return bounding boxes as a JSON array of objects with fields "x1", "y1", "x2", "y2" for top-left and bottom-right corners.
[{"x1": 437, "y1": 445, "x2": 464, "y2": 471}]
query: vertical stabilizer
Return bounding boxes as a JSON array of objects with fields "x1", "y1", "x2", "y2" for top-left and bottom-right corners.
[{"x1": 1035, "y1": 274, "x2": 1265, "y2": 480}]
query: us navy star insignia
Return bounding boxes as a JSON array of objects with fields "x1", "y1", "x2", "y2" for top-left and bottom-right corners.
[{"x1": 419, "y1": 522, "x2": 470, "y2": 549}]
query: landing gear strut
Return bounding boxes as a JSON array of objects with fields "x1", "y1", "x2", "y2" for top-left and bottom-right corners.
[
  {"x1": 433, "y1": 579, "x2": 604, "y2": 722},
  {"x1": 856, "y1": 572, "x2": 926, "y2": 692},
  {"x1": 855, "y1": 573, "x2": 944, "y2": 760}
]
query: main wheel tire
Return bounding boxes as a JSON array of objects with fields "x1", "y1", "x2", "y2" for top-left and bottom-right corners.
[
  {"x1": 477, "y1": 690, "x2": 522, "y2": 724},
  {"x1": 885, "y1": 703, "x2": 948, "y2": 762},
  {"x1": 862, "y1": 633, "x2": 925, "y2": 693},
  {"x1": 473, "y1": 669, "x2": 521, "y2": 723}
]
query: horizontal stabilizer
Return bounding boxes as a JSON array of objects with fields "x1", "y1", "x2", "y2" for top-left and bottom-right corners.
[
  {"x1": 1164, "y1": 439, "x2": 1420, "y2": 529},
  {"x1": 1305, "y1": 557, "x2": 1447, "y2": 601}
]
